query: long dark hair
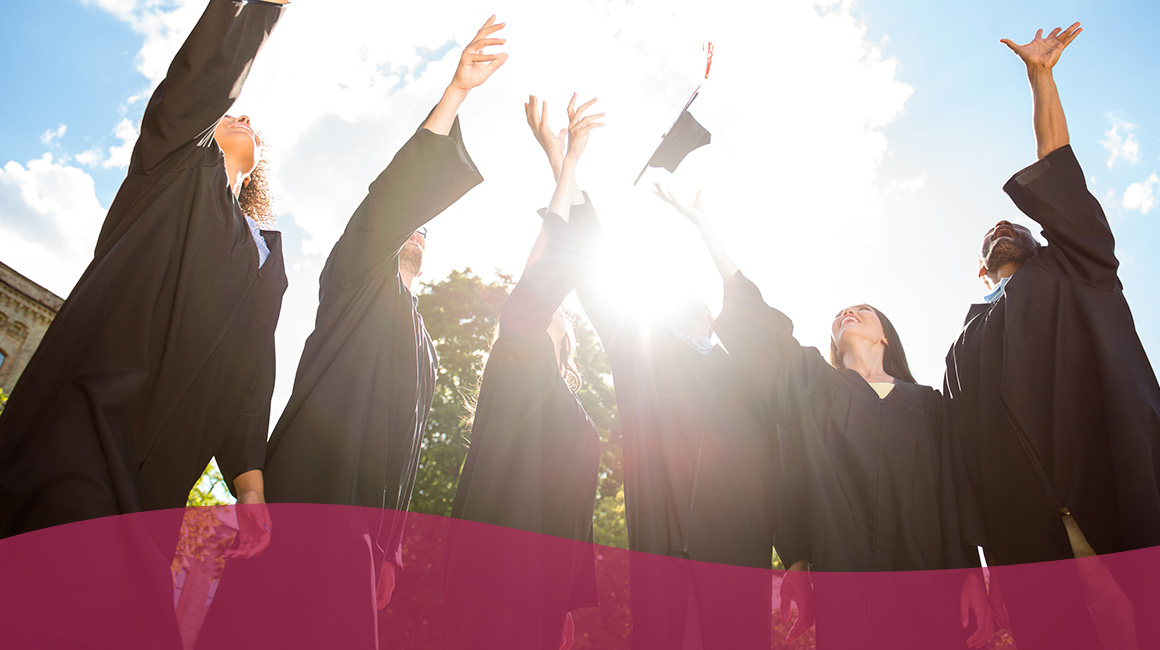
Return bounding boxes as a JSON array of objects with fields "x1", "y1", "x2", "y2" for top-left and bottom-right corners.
[{"x1": 829, "y1": 305, "x2": 916, "y2": 384}]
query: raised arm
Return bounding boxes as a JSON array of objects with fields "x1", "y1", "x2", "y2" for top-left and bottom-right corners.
[
  {"x1": 653, "y1": 185, "x2": 739, "y2": 281},
  {"x1": 1001, "y1": 23, "x2": 1118, "y2": 287},
  {"x1": 323, "y1": 17, "x2": 507, "y2": 287},
  {"x1": 422, "y1": 16, "x2": 508, "y2": 136},
  {"x1": 502, "y1": 97, "x2": 603, "y2": 336},
  {"x1": 1001, "y1": 22, "x2": 1081, "y2": 160},
  {"x1": 134, "y1": 0, "x2": 285, "y2": 172}
]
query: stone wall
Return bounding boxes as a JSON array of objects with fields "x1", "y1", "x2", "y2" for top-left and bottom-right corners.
[{"x1": 0, "y1": 262, "x2": 63, "y2": 394}]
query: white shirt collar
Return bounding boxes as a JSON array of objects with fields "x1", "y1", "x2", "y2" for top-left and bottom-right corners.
[{"x1": 984, "y1": 275, "x2": 1011, "y2": 303}]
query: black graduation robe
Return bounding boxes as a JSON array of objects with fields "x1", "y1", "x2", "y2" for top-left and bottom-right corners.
[
  {"x1": 444, "y1": 205, "x2": 600, "y2": 649},
  {"x1": 0, "y1": 0, "x2": 287, "y2": 537},
  {"x1": 195, "y1": 113, "x2": 483, "y2": 650},
  {"x1": 944, "y1": 145, "x2": 1160, "y2": 649},
  {"x1": 260, "y1": 115, "x2": 482, "y2": 566},
  {"x1": 944, "y1": 144, "x2": 1160, "y2": 566},
  {"x1": 716, "y1": 273, "x2": 977, "y2": 650},
  {"x1": 717, "y1": 273, "x2": 973, "y2": 574},
  {"x1": 573, "y1": 205, "x2": 774, "y2": 649}
]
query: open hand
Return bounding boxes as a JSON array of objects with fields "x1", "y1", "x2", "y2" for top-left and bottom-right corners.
[
  {"x1": 376, "y1": 560, "x2": 397, "y2": 610},
  {"x1": 960, "y1": 572, "x2": 997, "y2": 649},
  {"x1": 1001, "y1": 22, "x2": 1081, "y2": 70},
  {"x1": 525, "y1": 95, "x2": 566, "y2": 170},
  {"x1": 653, "y1": 184, "x2": 706, "y2": 225},
  {"x1": 780, "y1": 561, "x2": 815, "y2": 642},
  {"x1": 564, "y1": 94, "x2": 604, "y2": 162},
  {"x1": 225, "y1": 491, "x2": 272, "y2": 560},
  {"x1": 450, "y1": 15, "x2": 508, "y2": 93}
]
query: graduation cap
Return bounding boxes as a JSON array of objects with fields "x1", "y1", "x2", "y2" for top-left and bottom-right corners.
[{"x1": 634, "y1": 87, "x2": 712, "y2": 186}]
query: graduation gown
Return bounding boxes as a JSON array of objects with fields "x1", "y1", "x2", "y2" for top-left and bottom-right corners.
[
  {"x1": 717, "y1": 273, "x2": 974, "y2": 650},
  {"x1": 717, "y1": 274, "x2": 972, "y2": 573},
  {"x1": 261, "y1": 116, "x2": 482, "y2": 566},
  {"x1": 0, "y1": 0, "x2": 287, "y2": 537},
  {"x1": 944, "y1": 145, "x2": 1160, "y2": 649},
  {"x1": 574, "y1": 205, "x2": 773, "y2": 649},
  {"x1": 445, "y1": 206, "x2": 600, "y2": 649},
  {"x1": 944, "y1": 144, "x2": 1160, "y2": 566}
]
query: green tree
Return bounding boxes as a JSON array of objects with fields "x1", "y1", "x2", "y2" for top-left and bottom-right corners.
[
  {"x1": 411, "y1": 268, "x2": 512, "y2": 517},
  {"x1": 186, "y1": 458, "x2": 233, "y2": 507}
]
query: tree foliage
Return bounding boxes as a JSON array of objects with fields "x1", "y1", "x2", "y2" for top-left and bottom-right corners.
[
  {"x1": 410, "y1": 268, "x2": 512, "y2": 518},
  {"x1": 187, "y1": 459, "x2": 233, "y2": 507}
]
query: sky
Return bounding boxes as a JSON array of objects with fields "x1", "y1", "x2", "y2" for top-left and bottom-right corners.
[{"x1": 2, "y1": 0, "x2": 1158, "y2": 418}]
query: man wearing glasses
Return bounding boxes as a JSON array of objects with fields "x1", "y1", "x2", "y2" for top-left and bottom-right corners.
[{"x1": 197, "y1": 17, "x2": 507, "y2": 648}]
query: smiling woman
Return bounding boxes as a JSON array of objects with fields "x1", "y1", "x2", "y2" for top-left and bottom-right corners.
[{"x1": 0, "y1": 0, "x2": 289, "y2": 543}]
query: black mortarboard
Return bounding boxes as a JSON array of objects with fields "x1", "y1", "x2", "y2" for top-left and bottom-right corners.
[{"x1": 634, "y1": 87, "x2": 712, "y2": 185}]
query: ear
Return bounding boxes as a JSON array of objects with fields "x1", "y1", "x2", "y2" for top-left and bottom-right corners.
[
  {"x1": 241, "y1": 174, "x2": 252, "y2": 190},
  {"x1": 977, "y1": 263, "x2": 987, "y2": 279}
]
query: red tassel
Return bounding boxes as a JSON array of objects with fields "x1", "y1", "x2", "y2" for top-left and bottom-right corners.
[{"x1": 703, "y1": 42, "x2": 714, "y2": 79}]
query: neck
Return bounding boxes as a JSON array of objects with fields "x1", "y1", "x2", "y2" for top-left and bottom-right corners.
[
  {"x1": 839, "y1": 339, "x2": 892, "y2": 383},
  {"x1": 984, "y1": 262, "x2": 1022, "y2": 289},
  {"x1": 224, "y1": 159, "x2": 247, "y2": 198},
  {"x1": 400, "y1": 270, "x2": 417, "y2": 292}
]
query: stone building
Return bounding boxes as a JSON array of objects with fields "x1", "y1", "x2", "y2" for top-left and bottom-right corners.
[{"x1": 0, "y1": 261, "x2": 63, "y2": 395}]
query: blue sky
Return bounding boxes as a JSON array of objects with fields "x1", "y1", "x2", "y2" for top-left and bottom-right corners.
[{"x1": 1, "y1": 0, "x2": 1157, "y2": 408}]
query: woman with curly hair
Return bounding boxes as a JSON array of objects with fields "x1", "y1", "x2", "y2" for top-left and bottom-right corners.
[{"x1": 0, "y1": 0, "x2": 289, "y2": 552}]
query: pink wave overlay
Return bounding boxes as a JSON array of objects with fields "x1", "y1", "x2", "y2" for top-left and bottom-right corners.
[{"x1": 0, "y1": 504, "x2": 1155, "y2": 649}]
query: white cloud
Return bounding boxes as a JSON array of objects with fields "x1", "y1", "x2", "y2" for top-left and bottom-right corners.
[
  {"x1": 1123, "y1": 173, "x2": 1159, "y2": 214},
  {"x1": 104, "y1": 118, "x2": 139, "y2": 169},
  {"x1": 65, "y1": 0, "x2": 918, "y2": 400},
  {"x1": 72, "y1": 118, "x2": 139, "y2": 170},
  {"x1": 1101, "y1": 115, "x2": 1140, "y2": 168},
  {"x1": 40, "y1": 124, "x2": 67, "y2": 147},
  {"x1": 0, "y1": 154, "x2": 107, "y2": 296}
]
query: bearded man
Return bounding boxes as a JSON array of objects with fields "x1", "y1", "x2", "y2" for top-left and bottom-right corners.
[{"x1": 944, "y1": 22, "x2": 1160, "y2": 650}]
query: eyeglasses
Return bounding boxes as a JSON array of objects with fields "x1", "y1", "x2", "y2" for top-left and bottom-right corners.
[{"x1": 415, "y1": 227, "x2": 428, "y2": 239}]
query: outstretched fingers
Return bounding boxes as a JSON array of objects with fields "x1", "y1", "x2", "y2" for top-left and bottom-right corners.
[
  {"x1": 475, "y1": 15, "x2": 505, "y2": 38},
  {"x1": 468, "y1": 37, "x2": 506, "y2": 53},
  {"x1": 1059, "y1": 22, "x2": 1083, "y2": 46},
  {"x1": 568, "y1": 96, "x2": 600, "y2": 124},
  {"x1": 525, "y1": 95, "x2": 537, "y2": 128},
  {"x1": 572, "y1": 113, "x2": 605, "y2": 129}
]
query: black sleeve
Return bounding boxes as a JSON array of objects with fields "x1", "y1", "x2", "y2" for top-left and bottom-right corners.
[
  {"x1": 499, "y1": 205, "x2": 587, "y2": 338},
  {"x1": 322, "y1": 117, "x2": 483, "y2": 288},
  {"x1": 1003, "y1": 145, "x2": 1119, "y2": 289},
  {"x1": 931, "y1": 390, "x2": 984, "y2": 569},
  {"x1": 217, "y1": 339, "x2": 276, "y2": 497},
  {"x1": 713, "y1": 272, "x2": 813, "y2": 567},
  {"x1": 570, "y1": 197, "x2": 637, "y2": 358},
  {"x1": 132, "y1": 0, "x2": 285, "y2": 173}
]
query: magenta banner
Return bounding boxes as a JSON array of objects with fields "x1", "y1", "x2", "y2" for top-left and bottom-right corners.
[{"x1": 0, "y1": 505, "x2": 1155, "y2": 649}]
